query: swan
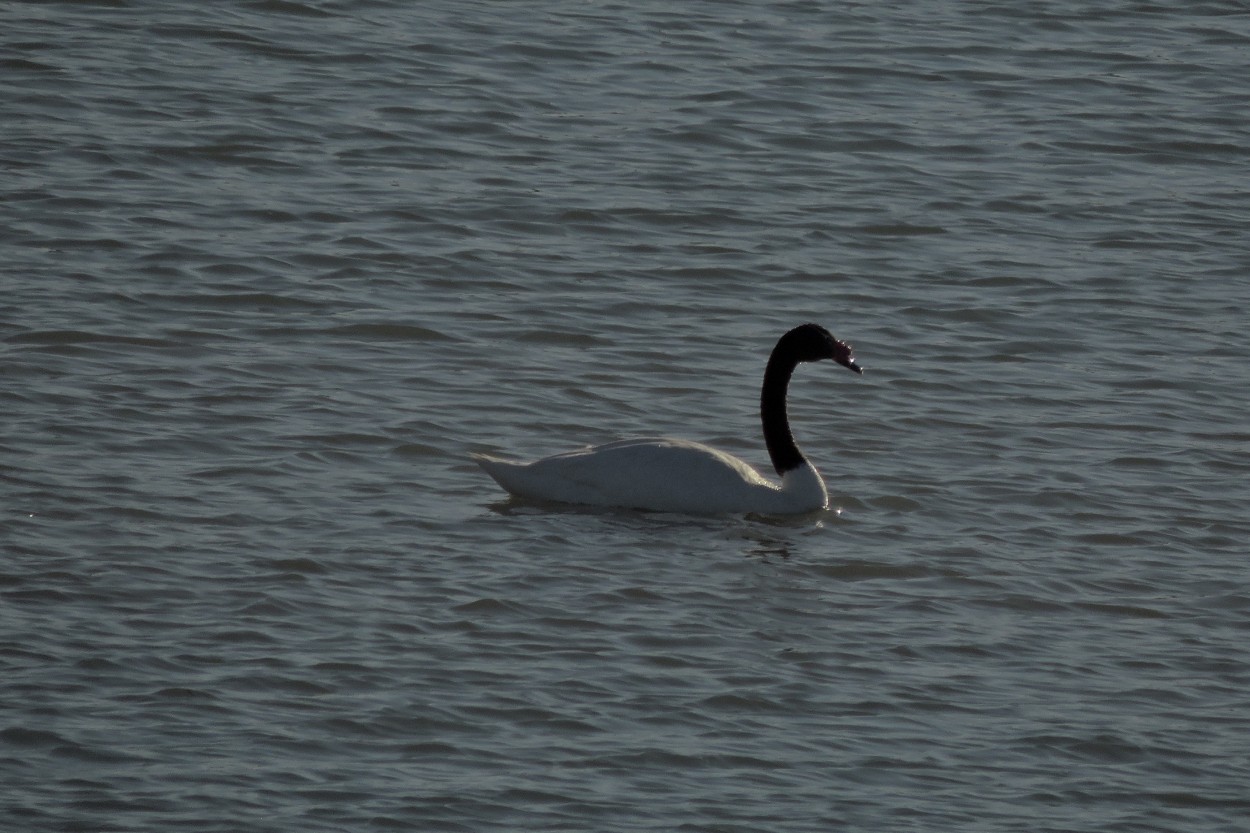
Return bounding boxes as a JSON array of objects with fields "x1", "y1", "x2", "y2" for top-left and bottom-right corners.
[{"x1": 473, "y1": 323, "x2": 863, "y2": 514}]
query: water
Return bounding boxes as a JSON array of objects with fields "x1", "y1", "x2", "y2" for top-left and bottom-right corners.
[{"x1": 3, "y1": 1, "x2": 1249, "y2": 830}]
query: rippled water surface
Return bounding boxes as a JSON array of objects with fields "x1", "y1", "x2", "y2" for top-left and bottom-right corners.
[{"x1": 4, "y1": 2, "x2": 1249, "y2": 831}]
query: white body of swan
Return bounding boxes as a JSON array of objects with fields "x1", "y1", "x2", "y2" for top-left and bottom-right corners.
[
  {"x1": 474, "y1": 438, "x2": 829, "y2": 515},
  {"x1": 474, "y1": 324, "x2": 862, "y2": 515}
]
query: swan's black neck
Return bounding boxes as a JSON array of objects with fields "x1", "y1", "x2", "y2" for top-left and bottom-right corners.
[
  {"x1": 758, "y1": 323, "x2": 860, "y2": 476},
  {"x1": 760, "y1": 344, "x2": 806, "y2": 476}
]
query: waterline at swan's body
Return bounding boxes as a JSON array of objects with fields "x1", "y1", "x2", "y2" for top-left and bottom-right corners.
[{"x1": 474, "y1": 438, "x2": 828, "y2": 515}]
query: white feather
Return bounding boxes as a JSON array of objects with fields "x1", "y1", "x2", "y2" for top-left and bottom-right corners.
[{"x1": 473, "y1": 438, "x2": 827, "y2": 514}]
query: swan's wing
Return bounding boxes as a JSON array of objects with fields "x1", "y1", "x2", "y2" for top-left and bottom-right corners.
[{"x1": 475, "y1": 440, "x2": 779, "y2": 512}]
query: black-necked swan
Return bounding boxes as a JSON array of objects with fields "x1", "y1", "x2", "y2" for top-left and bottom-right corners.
[{"x1": 473, "y1": 323, "x2": 863, "y2": 514}]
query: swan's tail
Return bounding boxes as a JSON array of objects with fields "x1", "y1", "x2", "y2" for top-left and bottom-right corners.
[{"x1": 471, "y1": 453, "x2": 529, "y2": 496}]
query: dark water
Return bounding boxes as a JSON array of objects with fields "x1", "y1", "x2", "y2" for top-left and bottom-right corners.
[{"x1": 4, "y1": 2, "x2": 1249, "y2": 831}]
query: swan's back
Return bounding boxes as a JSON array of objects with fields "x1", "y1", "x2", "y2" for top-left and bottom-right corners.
[{"x1": 473, "y1": 438, "x2": 826, "y2": 514}]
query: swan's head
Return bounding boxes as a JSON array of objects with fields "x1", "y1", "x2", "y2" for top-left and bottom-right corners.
[{"x1": 787, "y1": 323, "x2": 863, "y2": 374}]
